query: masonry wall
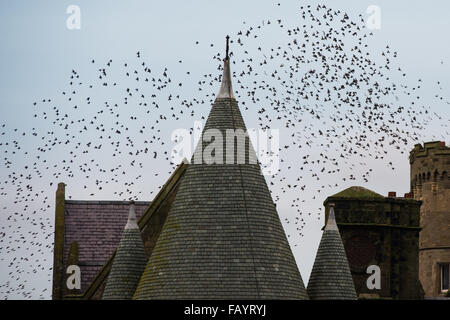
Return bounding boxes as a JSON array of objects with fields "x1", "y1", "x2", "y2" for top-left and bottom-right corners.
[
  {"x1": 410, "y1": 141, "x2": 450, "y2": 297},
  {"x1": 324, "y1": 197, "x2": 422, "y2": 299}
]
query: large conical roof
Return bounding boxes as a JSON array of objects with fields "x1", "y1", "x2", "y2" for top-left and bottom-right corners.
[
  {"x1": 102, "y1": 202, "x2": 147, "y2": 300},
  {"x1": 133, "y1": 39, "x2": 307, "y2": 299},
  {"x1": 307, "y1": 206, "x2": 357, "y2": 300}
]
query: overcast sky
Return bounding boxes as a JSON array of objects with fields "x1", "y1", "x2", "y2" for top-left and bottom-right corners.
[{"x1": 0, "y1": 0, "x2": 449, "y2": 299}]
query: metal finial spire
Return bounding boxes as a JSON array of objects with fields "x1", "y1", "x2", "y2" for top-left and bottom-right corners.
[
  {"x1": 216, "y1": 35, "x2": 235, "y2": 99},
  {"x1": 225, "y1": 35, "x2": 230, "y2": 60}
]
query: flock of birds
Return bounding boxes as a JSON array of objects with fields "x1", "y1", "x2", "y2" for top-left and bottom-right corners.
[{"x1": 0, "y1": 3, "x2": 449, "y2": 299}]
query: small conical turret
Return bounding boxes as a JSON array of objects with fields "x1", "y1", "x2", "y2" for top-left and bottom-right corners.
[
  {"x1": 324, "y1": 204, "x2": 339, "y2": 231},
  {"x1": 124, "y1": 201, "x2": 138, "y2": 230},
  {"x1": 102, "y1": 201, "x2": 147, "y2": 300},
  {"x1": 307, "y1": 205, "x2": 357, "y2": 300}
]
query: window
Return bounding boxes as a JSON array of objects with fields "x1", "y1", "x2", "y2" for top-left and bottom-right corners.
[{"x1": 441, "y1": 264, "x2": 449, "y2": 292}]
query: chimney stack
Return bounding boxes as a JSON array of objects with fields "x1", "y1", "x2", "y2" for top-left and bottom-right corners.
[{"x1": 388, "y1": 191, "x2": 396, "y2": 198}]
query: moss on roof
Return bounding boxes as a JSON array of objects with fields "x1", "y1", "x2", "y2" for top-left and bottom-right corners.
[{"x1": 330, "y1": 186, "x2": 384, "y2": 199}]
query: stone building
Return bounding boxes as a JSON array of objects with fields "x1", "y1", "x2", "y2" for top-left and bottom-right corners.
[
  {"x1": 52, "y1": 39, "x2": 358, "y2": 300},
  {"x1": 323, "y1": 186, "x2": 423, "y2": 299},
  {"x1": 410, "y1": 141, "x2": 450, "y2": 297},
  {"x1": 52, "y1": 163, "x2": 187, "y2": 299}
]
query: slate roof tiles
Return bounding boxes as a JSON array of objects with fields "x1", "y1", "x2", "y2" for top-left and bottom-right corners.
[
  {"x1": 133, "y1": 57, "x2": 308, "y2": 299},
  {"x1": 102, "y1": 202, "x2": 148, "y2": 299},
  {"x1": 307, "y1": 206, "x2": 357, "y2": 300}
]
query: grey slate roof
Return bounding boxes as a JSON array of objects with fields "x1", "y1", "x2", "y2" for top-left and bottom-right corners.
[
  {"x1": 102, "y1": 203, "x2": 148, "y2": 300},
  {"x1": 133, "y1": 57, "x2": 308, "y2": 299},
  {"x1": 307, "y1": 206, "x2": 357, "y2": 300}
]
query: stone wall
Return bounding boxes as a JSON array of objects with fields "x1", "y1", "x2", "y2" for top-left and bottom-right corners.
[
  {"x1": 324, "y1": 191, "x2": 422, "y2": 299},
  {"x1": 410, "y1": 141, "x2": 450, "y2": 297}
]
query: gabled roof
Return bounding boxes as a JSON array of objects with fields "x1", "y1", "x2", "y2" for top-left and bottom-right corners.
[
  {"x1": 133, "y1": 43, "x2": 308, "y2": 299},
  {"x1": 307, "y1": 206, "x2": 357, "y2": 300},
  {"x1": 67, "y1": 161, "x2": 188, "y2": 299},
  {"x1": 62, "y1": 200, "x2": 149, "y2": 295},
  {"x1": 102, "y1": 202, "x2": 147, "y2": 299}
]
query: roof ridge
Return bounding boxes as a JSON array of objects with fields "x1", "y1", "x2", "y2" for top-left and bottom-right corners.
[{"x1": 65, "y1": 200, "x2": 151, "y2": 205}]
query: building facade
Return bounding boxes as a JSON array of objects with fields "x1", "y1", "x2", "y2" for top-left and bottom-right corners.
[
  {"x1": 324, "y1": 186, "x2": 423, "y2": 299},
  {"x1": 52, "y1": 163, "x2": 187, "y2": 300},
  {"x1": 410, "y1": 141, "x2": 450, "y2": 297}
]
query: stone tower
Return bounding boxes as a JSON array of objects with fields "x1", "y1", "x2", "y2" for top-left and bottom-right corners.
[
  {"x1": 410, "y1": 141, "x2": 450, "y2": 297},
  {"x1": 324, "y1": 186, "x2": 422, "y2": 299},
  {"x1": 133, "y1": 38, "x2": 308, "y2": 299}
]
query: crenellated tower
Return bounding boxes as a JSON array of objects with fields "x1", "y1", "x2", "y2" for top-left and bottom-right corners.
[{"x1": 410, "y1": 141, "x2": 450, "y2": 297}]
